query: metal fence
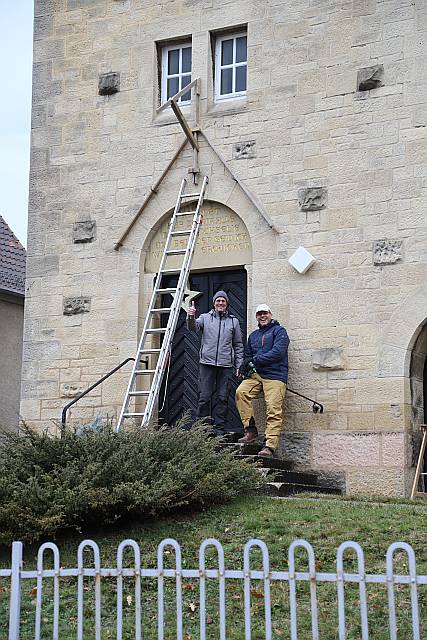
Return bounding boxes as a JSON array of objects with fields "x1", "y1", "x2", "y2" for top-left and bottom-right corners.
[{"x1": 1, "y1": 537, "x2": 426, "y2": 639}]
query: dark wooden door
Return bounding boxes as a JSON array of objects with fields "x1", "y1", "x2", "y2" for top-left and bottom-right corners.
[{"x1": 159, "y1": 269, "x2": 247, "y2": 431}]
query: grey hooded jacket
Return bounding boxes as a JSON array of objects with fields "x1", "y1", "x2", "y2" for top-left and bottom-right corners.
[{"x1": 187, "y1": 310, "x2": 244, "y2": 369}]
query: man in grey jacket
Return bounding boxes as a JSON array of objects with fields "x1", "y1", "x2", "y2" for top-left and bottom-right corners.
[{"x1": 187, "y1": 290, "x2": 244, "y2": 435}]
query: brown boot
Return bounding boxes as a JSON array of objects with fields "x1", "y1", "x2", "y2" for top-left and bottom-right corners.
[
  {"x1": 259, "y1": 446, "x2": 275, "y2": 458},
  {"x1": 238, "y1": 428, "x2": 259, "y2": 444}
]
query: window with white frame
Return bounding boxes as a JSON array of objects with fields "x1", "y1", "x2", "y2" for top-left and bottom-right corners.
[
  {"x1": 215, "y1": 31, "x2": 247, "y2": 100},
  {"x1": 161, "y1": 42, "x2": 192, "y2": 105}
]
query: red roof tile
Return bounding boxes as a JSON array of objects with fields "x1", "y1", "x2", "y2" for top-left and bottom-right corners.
[{"x1": 0, "y1": 216, "x2": 26, "y2": 296}]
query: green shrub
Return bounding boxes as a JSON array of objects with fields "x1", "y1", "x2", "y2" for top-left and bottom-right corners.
[{"x1": 0, "y1": 422, "x2": 261, "y2": 544}]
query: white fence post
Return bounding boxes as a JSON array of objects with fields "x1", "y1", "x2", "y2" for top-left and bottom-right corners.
[{"x1": 8, "y1": 541, "x2": 23, "y2": 640}]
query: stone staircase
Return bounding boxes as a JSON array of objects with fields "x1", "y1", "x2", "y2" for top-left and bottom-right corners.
[{"x1": 220, "y1": 439, "x2": 343, "y2": 497}]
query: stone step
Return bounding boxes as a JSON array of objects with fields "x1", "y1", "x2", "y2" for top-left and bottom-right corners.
[
  {"x1": 217, "y1": 436, "x2": 343, "y2": 495},
  {"x1": 263, "y1": 482, "x2": 342, "y2": 497},
  {"x1": 219, "y1": 441, "x2": 264, "y2": 456},
  {"x1": 235, "y1": 454, "x2": 293, "y2": 471},
  {"x1": 271, "y1": 470, "x2": 319, "y2": 485}
]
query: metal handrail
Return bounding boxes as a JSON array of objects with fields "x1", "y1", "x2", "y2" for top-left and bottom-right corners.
[
  {"x1": 287, "y1": 388, "x2": 323, "y2": 413},
  {"x1": 61, "y1": 358, "x2": 137, "y2": 433},
  {"x1": 61, "y1": 357, "x2": 323, "y2": 434}
]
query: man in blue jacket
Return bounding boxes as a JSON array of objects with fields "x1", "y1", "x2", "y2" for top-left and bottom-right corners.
[{"x1": 236, "y1": 304, "x2": 290, "y2": 457}]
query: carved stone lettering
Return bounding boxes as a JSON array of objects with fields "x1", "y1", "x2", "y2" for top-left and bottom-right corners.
[
  {"x1": 98, "y1": 72, "x2": 120, "y2": 96},
  {"x1": 63, "y1": 297, "x2": 91, "y2": 315},
  {"x1": 233, "y1": 140, "x2": 256, "y2": 159},
  {"x1": 145, "y1": 202, "x2": 251, "y2": 272},
  {"x1": 357, "y1": 64, "x2": 384, "y2": 91},
  {"x1": 298, "y1": 187, "x2": 327, "y2": 211},
  {"x1": 312, "y1": 347, "x2": 344, "y2": 370},
  {"x1": 73, "y1": 220, "x2": 96, "y2": 243},
  {"x1": 373, "y1": 239, "x2": 402, "y2": 265}
]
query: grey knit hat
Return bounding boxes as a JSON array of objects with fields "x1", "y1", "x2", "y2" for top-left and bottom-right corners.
[{"x1": 213, "y1": 290, "x2": 229, "y2": 305}]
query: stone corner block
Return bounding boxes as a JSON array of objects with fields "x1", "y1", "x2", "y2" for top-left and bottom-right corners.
[
  {"x1": 73, "y1": 220, "x2": 96, "y2": 243},
  {"x1": 357, "y1": 64, "x2": 384, "y2": 92},
  {"x1": 373, "y1": 238, "x2": 402, "y2": 265},
  {"x1": 298, "y1": 187, "x2": 327, "y2": 211},
  {"x1": 98, "y1": 72, "x2": 120, "y2": 96},
  {"x1": 312, "y1": 347, "x2": 344, "y2": 370},
  {"x1": 63, "y1": 297, "x2": 91, "y2": 315},
  {"x1": 233, "y1": 140, "x2": 256, "y2": 159}
]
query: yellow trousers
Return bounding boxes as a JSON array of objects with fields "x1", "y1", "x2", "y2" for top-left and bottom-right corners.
[{"x1": 235, "y1": 373, "x2": 286, "y2": 451}]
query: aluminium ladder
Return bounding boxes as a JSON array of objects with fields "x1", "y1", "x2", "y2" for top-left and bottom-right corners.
[{"x1": 116, "y1": 176, "x2": 208, "y2": 431}]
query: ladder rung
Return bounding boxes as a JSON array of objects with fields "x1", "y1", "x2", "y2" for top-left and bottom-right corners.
[
  {"x1": 146, "y1": 328, "x2": 167, "y2": 333},
  {"x1": 140, "y1": 348, "x2": 161, "y2": 353},
  {"x1": 176, "y1": 210, "x2": 196, "y2": 216},
  {"x1": 150, "y1": 308, "x2": 171, "y2": 314},
  {"x1": 181, "y1": 193, "x2": 200, "y2": 198},
  {"x1": 156, "y1": 288, "x2": 177, "y2": 294},
  {"x1": 124, "y1": 412, "x2": 145, "y2": 417},
  {"x1": 166, "y1": 249, "x2": 186, "y2": 255},
  {"x1": 171, "y1": 230, "x2": 192, "y2": 236},
  {"x1": 129, "y1": 391, "x2": 150, "y2": 396},
  {"x1": 161, "y1": 268, "x2": 181, "y2": 274},
  {"x1": 135, "y1": 369, "x2": 156, "y2": 374}
]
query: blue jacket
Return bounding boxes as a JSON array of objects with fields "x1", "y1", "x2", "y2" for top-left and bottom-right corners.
[{"x1": 245, "y1": 320, "x2": 290, "y2": 383}]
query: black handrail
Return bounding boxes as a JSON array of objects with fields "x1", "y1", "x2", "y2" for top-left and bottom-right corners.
[
  {"x1": 287, "y1": 388, "x2": 323, "y2": 413},
  {"x1": 61, "y1": 357, "x2": 136, "y2": 433},
  {"x1": 61, "y1": 357, "x2": 323, "y2": 434}
]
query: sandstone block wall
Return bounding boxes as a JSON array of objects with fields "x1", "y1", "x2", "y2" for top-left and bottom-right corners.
[{"x1": 23, "y1": 0, "x2": 427, "y2": 495}]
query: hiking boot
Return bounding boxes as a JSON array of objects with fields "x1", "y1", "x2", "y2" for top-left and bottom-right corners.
[
  {"x1": 238, "y1": 428, "x2": 259, "y2": 444},
  {"x1": 259, "y1": 446, "x2": 275, "y2": 458}
]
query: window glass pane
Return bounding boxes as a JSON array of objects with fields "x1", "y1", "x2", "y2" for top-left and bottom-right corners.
[
  {"x1": 168, "y1": 49, "x2": 179, "y2": 75},
  {"x1": 220, "y1": 68, "x2": 233, "y2": 95},
  {"x1": 236, "y1": 36, "x2": 247, "y2": 63},
  {"x1": 221, "y1": 39, "x2": 233, "y2": 66},
  {"x1": 180, "y1": 74, "x2": 191, "y2": 102},
  {"x1": 167, "y1": 76, "x2": 179, "y2": 99},
  {"x1": 182, "y1": 46, "x2": 192, "y2": 73},
  {"x1": 235, "y1": 64, "x2": 247, "y2": 92}
]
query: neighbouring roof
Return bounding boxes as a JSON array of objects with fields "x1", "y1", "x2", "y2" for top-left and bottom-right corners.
[{"x1": 0, "y1": 216, "x2": 26, "y2": 296}]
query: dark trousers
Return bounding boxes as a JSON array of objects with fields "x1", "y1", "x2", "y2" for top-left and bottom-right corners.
[{"x1": 197, "y1": 364, "x2": 232, "y2": 430}]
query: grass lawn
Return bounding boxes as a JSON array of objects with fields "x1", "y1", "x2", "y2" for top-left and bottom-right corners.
[{"x1": 0, "y1": 495, "x2": 425, "y2": 639}]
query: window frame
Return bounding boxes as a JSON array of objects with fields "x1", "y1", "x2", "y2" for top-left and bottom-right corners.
[
  {"x1": 160, "y1": 41, "x2": 192, "y2": 106},
  {"x1": 214, "y1": 30, "x2": 248, "y2": 102}
]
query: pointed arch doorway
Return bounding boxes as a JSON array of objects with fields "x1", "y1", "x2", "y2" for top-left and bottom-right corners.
[{"x1": 142, "y1": 199, "x2": 253, "y2": 432}]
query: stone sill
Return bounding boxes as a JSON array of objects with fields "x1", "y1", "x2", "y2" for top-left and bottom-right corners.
[{"x1": 205, "y1": 96, "x2": 248, "y2": 118}]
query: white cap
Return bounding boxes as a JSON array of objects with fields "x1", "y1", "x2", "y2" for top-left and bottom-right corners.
[{"x1": 255, "y1": 304, "x2": 271, "y2": 314}]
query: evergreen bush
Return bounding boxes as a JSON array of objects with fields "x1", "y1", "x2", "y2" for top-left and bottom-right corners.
[{"x1": 0, "y1": 422, "x2": 261, "y2": 544}]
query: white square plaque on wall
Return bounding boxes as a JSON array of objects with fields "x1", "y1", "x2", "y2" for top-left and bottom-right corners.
[{"x1": 288, "y1": 246, "x2": 316, "y2": 274}]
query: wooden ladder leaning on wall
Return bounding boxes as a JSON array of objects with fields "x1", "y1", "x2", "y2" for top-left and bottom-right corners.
[{"x1": 410, "y1": 424, "x2": 427, "y2": 500}]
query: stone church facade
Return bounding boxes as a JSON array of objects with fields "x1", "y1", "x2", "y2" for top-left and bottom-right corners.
[{"x1": 23, "y1": 0, "x2": 427, "y2": 496}]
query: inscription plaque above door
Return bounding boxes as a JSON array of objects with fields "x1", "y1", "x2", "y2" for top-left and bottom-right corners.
[{"x1": 145, "y1": 201, "x2": 251, "y2": 272}]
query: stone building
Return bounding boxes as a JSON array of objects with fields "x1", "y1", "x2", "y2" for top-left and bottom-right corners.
[
  {"x1": 0, "y1": 216, "x2": 26, "y2": 430},
  {"x1": 23, "y1": 0, "x2": 427, "y2": 496}
]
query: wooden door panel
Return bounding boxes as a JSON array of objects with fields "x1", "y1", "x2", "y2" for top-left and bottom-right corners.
[{"x1": 159, "y1": 269, "x2": 247, "y2": 432}]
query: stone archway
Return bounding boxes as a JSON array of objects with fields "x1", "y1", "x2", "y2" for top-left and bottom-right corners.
[
  {"x1": 410, "y1": 324, "x2": 427, "y2": 428},
  {"x1": 378, "y1": 284, "x2": 427, "y2": 383},
  {"x1": 138, "y1": 200, "x2": 253, "y2": 427}
]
